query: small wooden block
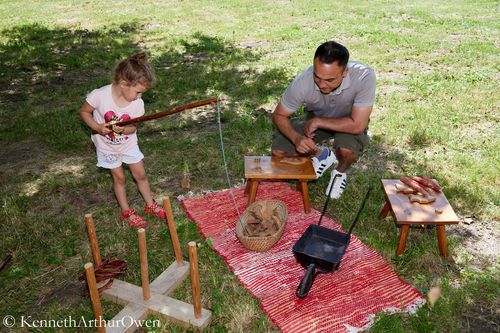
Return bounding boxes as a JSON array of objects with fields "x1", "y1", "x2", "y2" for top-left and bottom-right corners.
[
  {"x1": 409, "y1": 194, "x2": 436, "y2": 204},
  {"x1": 395, "y1": 182, "x2": 415, "y2": 194},
  {"x1": 279, "y1": 157, "x2": 307, "y2": 165},
  {"x1": 150, "y1": 261, "x2": 190, "y2": 295}
]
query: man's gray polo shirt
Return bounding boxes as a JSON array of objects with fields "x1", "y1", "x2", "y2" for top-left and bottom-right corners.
[{"x1": 281, "y1": 61, "x2": 376, "y2": 119}]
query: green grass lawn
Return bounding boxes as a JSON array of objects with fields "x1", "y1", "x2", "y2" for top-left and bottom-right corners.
[{"x1": 0, "y1": 1, "x2": 498, "y2": 332}]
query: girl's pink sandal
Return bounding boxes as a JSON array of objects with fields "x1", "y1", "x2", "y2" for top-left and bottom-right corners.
[
  {"x1": 121, "y1": 209, "x2": 147, "y2": 228},
  {"x1": 143, "y1": 200, "x2": 166, "y2": 219}
]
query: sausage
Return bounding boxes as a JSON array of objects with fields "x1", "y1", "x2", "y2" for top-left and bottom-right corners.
[
  {"x1": 411, "y1": 176, "x2": 441, "y2": 193},
  {"x1": 400, "y1": 177, "x2": 430, "y2": 196},
  {"x1": 422, "y1": 176, "x2": 442, "y2": 192}
]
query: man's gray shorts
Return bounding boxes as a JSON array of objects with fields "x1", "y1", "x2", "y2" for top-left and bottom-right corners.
[{"x1": 271, "y1": 115, "x2": 369, "y2": 154}]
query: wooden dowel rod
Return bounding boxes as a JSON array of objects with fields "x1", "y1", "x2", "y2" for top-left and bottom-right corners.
[
  {"x1": 138, "y1": 228, "x2": 150, "y2": 300},
  {"x1": 111, "y1": 98, "x2": 218, "y2": 127},
  {"x1": 85, "y1": 214, "x2": 102, "y2": 266},
  {"x1": 163, "y1": 197, "x2": 184, "y2": 267},
  {"x1": 84, "y1": 263, "x2": 106, "y2": 333},
  {"x1": 188, "y1": 241, "x2": 202, "y2": 318}
]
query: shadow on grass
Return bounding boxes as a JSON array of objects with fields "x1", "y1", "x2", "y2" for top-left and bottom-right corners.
[{"x1": 0, "y1": 22, "x2": 142, "y2": 106}]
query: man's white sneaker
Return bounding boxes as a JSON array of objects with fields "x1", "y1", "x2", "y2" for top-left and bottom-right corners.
[
  {"x1": 311, "y1": 149, "x2": 337, "y2": 179},
  {"x1": 325, "y1": 170, "x2": 347, "y2": 199}
]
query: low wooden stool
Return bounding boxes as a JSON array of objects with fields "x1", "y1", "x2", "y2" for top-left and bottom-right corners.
[
  {"x1": 380, "y1": 179, "x2": 459, "y2": 257},
  {"x1": 244, "y1": 156, "x2": 317, "y2": 213}
]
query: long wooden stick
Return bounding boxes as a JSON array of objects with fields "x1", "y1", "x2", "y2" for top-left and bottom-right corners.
[
  {"x1": 108, "y1": 97, "x2": 218, "y2": 128},
  {"x1": 188, "y1": 241, "x2": 202, "y2": 318},
  {"x1": 84, "y1": 263, "x2": 106, "y2": 333},
  {"x1": 138, "y1": 228, "x2": 151, "y2": 300},
  {"x1": 85, "y1": 214, "x2": 102, "y2": 266},
  {"x1": 163, "y1": 197, "x2": 184, "y2": 267}
]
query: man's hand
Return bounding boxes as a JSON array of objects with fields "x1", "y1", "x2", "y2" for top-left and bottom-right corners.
[
  {"x1": 293, "y1": 135, "x2": 317, "y2": 154},
  {"x1": 272, "y1": 103, "x2": 318, "y2": 155},
  {"x1": 304, "y1": 118, "x2": 320, "y2": 138}
]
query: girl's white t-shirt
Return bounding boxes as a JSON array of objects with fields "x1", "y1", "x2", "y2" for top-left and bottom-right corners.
[{"x1": 86, "y1": 84, "x2": 145, "y2": 153}]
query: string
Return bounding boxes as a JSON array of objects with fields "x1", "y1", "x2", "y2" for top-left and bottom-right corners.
[{"x1": 216, "y1": 95, "x2": 243, "y2": 225}]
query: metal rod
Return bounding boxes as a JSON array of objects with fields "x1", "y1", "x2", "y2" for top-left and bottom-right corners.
[
  {"x1": 318, "y1": 174, "x2": 340, "y2": 226},
  {"x1": 347, "y1": 184, "x2": 373, "y2": 235}
]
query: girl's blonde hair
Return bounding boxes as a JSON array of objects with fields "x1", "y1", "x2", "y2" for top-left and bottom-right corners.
[{"x1": 113, "y1": 52, "x2": 156, "y2": 88}]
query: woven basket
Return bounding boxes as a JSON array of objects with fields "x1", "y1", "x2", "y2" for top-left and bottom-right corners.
[{"x1": 236, "y1": 200, "x2": 288, "y2": 252}]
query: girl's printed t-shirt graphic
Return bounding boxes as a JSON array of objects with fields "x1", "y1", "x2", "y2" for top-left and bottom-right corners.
[
  {"x1": 86, "y1": 84, "x2": 145, "y2": 153},
  {"x1": 103, "y1": 111, "x2": 130, "y2": 144}
]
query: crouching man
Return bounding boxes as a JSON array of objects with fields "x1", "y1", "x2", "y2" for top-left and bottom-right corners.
[{"x1": 271, "y1": 41, "x2": 376, "y2": 198}]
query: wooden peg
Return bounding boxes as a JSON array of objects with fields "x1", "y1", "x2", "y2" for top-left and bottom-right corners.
[
  {"x1": 138, "y1": 228, "x2": 150, "y2": 300},
  {"x1": 84, "y1": 263, "x2": 106, "y2": 333},
  {"x1": 163, "y1": 197, "x2": 184, "y2": 267},
  {"x1": 188, "y1": 241, "x2": 202, "y2": 319},
  {"x1": 85, "y1": 214, "x2": 102, "y2": 266}
]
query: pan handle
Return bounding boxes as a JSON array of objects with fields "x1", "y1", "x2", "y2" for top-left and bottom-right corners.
[{"x1": 296, "y1": 263, "x2": 317, "y2": 298}]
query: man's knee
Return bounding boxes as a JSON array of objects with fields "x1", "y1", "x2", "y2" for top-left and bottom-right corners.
[
  {"x1": 272, "y1": 149, "x2": 285, "y2": 157},
  {"x1": 336, "y1": 147, "x2": 358, "y2": 162}
]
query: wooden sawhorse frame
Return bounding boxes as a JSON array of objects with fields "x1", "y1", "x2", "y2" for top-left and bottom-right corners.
[
  {"x1": 380, "y1": 179, "x2": 459, "y2": 257},
  {"x1": 244, "y1": 156, "x2": 317, "y2": 213},
  {"x1": 83, "y1": 197, "x2": 211, "y2": 332}
]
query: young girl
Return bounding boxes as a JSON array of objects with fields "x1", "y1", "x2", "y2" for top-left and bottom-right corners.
[{"x1": 80, "y1": 52, "x2": 165, "y2": 228}]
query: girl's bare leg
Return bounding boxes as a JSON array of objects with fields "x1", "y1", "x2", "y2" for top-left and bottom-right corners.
[
  {"x1": 110, "y1": 166, "x2": 130, "y2": 211},
  {"x1": 128, "y1": 161, "x2": 154, "y2": 206}
]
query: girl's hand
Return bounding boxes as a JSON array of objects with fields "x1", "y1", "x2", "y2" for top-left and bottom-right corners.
[
  {"x1": 97, "y1": 124, "x2": 112, "y2": 136},
  {"x1": 112, "y1": 124, "x2": 125, "y2": 134}
]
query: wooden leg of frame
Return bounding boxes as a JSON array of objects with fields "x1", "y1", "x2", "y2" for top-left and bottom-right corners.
[{"x1": 396, "y1": 225, "x2": 410, "y2": 255}]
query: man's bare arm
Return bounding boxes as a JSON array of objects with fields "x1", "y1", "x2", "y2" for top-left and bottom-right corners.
[
  {"x1": 304, "y1": 105, "x2": 373, "y2": 138},
  {"x1": 272, "y1": 103, "x2": 317, "y2": 154}
]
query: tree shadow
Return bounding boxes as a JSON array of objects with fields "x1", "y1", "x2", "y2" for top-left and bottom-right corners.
[
  {"x1": 147, "y1": 31, "x2": 289, "y2": 112},
  {"x1": 0, "y1": 22, "x2": 142, "y2": 107}
]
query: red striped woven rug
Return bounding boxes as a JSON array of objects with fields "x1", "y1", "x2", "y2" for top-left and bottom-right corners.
[{"x1": 181, "y1": 182, "x2": 425, "y2": 332}]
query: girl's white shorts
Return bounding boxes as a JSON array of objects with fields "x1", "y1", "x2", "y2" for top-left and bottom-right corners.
[{"x1": 96, "y1": 145, "x2": 144, "y2": 169}]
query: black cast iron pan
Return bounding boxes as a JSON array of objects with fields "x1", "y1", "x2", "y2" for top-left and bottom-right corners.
[{"x1": 293, "y1": 175, "x2": 373, "y2": 298}]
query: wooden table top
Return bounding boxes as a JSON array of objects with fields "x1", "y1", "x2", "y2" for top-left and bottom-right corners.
[
  {"x1": 381, "y1": 179, "x2": 459, "y2": 224},
  {"x1": 244, "y1": 156, "x2": 316, "y2": 180}
]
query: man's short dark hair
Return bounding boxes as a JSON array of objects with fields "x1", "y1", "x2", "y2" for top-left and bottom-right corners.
[{"x1": 314, "y1": 41, "x2": 349, "y2": 67}]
